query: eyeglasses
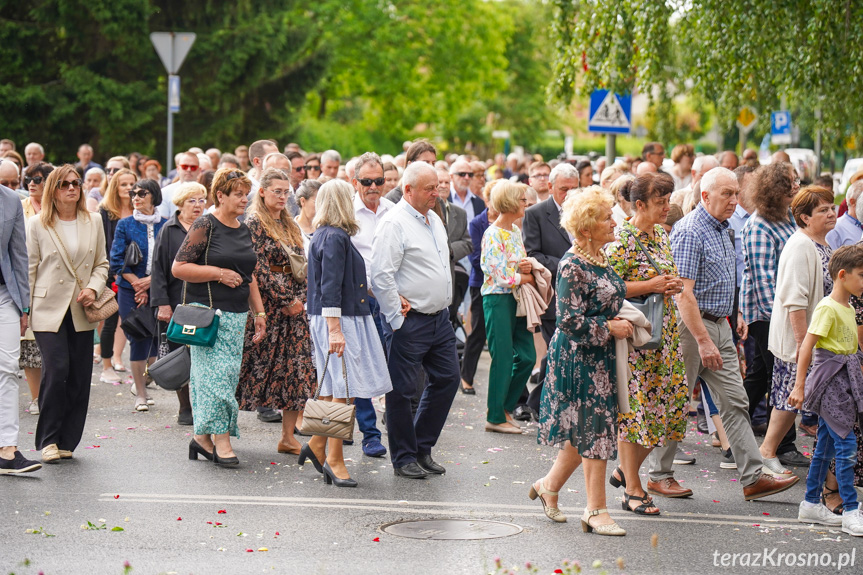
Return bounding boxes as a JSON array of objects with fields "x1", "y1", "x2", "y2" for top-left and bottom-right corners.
[
  {"x1": 357, "y1": 177, "x2": 385, "y2": 187},
  {"x1": 24, "y1": 176, "x2": 44, "y2": 186},
  {"x1": 179, "y1": 164, "x2": 199, "y2": 171},
  {"x1": 129, "y1": 189, "x2": 151, "y2": 198},
  {"x1": 267, "y1": 189, "x2": 290, "y2": 197},
  {"x1": 225, "y1": 171, "x2": 243, "y2": 181},
  {"x1": 106, "y1": 167, "x2": 121, "y2": 175},
  {"x1": 293, "y1": 166, "x2": 306, "y2": 173},
  {"x1": 305, "y1": 165, "x2": 321, "y2": 172},
  {"x1": 530, "y1": 173, "x2": 550, "y2": 180},
  {"x1": 454, "y1": 172, "x2": 472, "y2": 178},
  {"x1": 58, "y1": 179, "x2": 82, "y2": 190},
  {"x1": 185, "y1": 198, "x2": 207, "y2": 205},
  {"x1": 473, "y1": 173, "x2": 486, "y2": 179}
]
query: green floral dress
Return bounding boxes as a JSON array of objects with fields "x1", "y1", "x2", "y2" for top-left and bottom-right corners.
[
  {"x1": 606, "y1": 220, "x2": 687, "y2": 447},
  {"x1": 537, "y1": 252, "x2": 626, "y2": 459}
]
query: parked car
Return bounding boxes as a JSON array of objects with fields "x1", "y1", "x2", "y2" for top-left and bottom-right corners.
[{"x1": 839, "y1": 157, "x2": 863, "y2": 193}]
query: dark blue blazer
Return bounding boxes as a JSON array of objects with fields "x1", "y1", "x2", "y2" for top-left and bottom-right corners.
[
  {"x1": 307, "y1": 225, "x2": 371, "y2": 317},
  {"x1": 109, "y1": 215, "x2": 167, "y2": 289},
  {"x1": 468, "y1": 208, "x2": 490, "y2": 288}
]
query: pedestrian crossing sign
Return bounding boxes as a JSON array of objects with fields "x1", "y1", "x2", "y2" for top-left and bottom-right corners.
[{"x1": 588, "y1": 90, "x2": 632, "y2": 134}]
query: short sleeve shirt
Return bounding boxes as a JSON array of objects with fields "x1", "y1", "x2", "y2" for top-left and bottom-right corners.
[{"x1": 809, "y1": 296, "x2": 858, "y2": 355}]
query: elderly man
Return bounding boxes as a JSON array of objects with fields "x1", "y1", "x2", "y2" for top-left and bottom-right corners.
[
  {"x1": 522, "y1": 162, "x2": 580, "y2": 413},
  {"x1": 642, "y1": 141, "x2": 666, "y2": 169},
  {"x1": 719, "y1": 151, "x2": 739, "y2": 170},
  {"x1": 670, "y1": 155, "x2": 719, "y2": 214},
  {"x1": 469, "y1": 161, "x2": 486, "y2": 197},
  {"x1": 827, "y1": 180, "x2": 863, "y2": 249},
  {"x1": 0, "y1": 178, "x2": 39, "y2": 474},
  {"x1": 320, "y1": 150, "x2": 341, "y2": 179},
  {"x1": 385, "y1": 141, "x2": 437, "y2": 203},
  {"x1": 75, "y1": 144, "x2": 101, "y2": 173},
  {"x1": 350, "y1": 152, "x2": 395, "y2": 458},
  {"x1": 528, "y1": 162, "x2": 551, "y2": 202},
  {"x1": 205, "y1": 148, "x2": 221, "y2": 169},
  {"x1": 371, "y1": 162, "x2": 459, "y2": 479},
  {"x1": 24, "y1": 143, "x2": 44, "y2": 167},
  {"x1": 0, "y1": 160, "x2": 25, "y2": 199},
  {"x1": 636, "y1": 161, "x2": 658, "y2": 175},
  {"x1": 448, "y1": 159, "x2": 484, "y2": 223},
  {"x1": 158, "y1": 151, "x2": 200, "y2": 217},
  {"x1": 654, "y1": 167, "x2": 799, "y2": 501}
]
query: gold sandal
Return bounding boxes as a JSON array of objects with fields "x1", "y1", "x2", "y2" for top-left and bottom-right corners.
[
  {"x1": 528, "y1": 479, "x2": 567, "y2": 523},
  {"x1": 581, "y1": 508, "x2": 626, "y2": 536}
]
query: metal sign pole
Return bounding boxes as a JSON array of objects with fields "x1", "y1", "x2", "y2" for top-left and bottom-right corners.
[
  {"x1": 150, "y1": 32, "x2": 196, "y2": 176},
  {"x1": 605, "y1": 134, "x2": 616, "y2": 168}
]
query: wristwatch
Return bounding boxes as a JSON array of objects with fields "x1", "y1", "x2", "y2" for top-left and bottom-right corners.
[{"x1": 22, "y1": 307, "x2": 29, "y2": 314}]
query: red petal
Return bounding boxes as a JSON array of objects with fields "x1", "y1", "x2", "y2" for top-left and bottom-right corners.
[
  {"x1": 246, "y1": 549, "x2": 254, "y2": 553},
  {"x1": 217, "y1": 509, "x2": 226, "y2": 514},
  {"x1": 177, "y1": 517, "x2": 182, "y2": 521},
  {"x1": 275, "y1": 532, "x2": 280, "y2": 536},
  {"x1": 114, "y1": 495, "x2": 120, "y2": 499},
  {"x1": 372, "y1": 537, "x2": 380, "y2": 542},
  {"x1": 215, "y1": 522, "x2": 222, "y2": 526},
  {"x1": 712, "y1": 500, "x2": 720, "y2": 503}
]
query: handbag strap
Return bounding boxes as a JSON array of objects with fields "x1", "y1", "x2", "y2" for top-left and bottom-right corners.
[
  {"x1": 49, "y1": 225, "x2": 86, "y2": 292},
  {"x1": 180, "y1": 217, "x2": 215, "y2": 308},
  {"x1": 631, "y1": 232, "x2": 663, "y2": 276},
  {"x1": 313, "y1": 353, "x2": 352, "y2": 404}
]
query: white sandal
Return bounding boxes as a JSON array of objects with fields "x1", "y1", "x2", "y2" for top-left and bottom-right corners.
[
  {"x1": 581, "y1": 508, "x2": 626, "y2": 536},
  {"x1": 528, "y1": 479, "x2": 567, "y2": 523}
]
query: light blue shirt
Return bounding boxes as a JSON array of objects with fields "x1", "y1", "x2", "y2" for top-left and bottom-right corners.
[
  {"x1": 449, "y1": 186, "x2": 477, "y2": 222},
  {"x1": 826, "y1": 213, "x2": 863, "y2": 250},
  {"x1": 728, "y1": 204, "x2": 751, "y2": 287}
]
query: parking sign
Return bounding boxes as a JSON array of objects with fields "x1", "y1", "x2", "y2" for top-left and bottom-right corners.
[{"x1": 771, "y1": 111, "x2": 792, "y2": 145}]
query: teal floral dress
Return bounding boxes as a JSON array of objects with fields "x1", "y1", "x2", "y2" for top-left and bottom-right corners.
[
  {"x1": 606, "y1": 221, "x2": 687, "y2": 447},
  {"x1": 537, "y1": 251, "x2": 626, "y2": 459}
]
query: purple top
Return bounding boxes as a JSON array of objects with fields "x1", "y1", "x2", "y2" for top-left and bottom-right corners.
[{"x1": 804, "y1": 347, "x2": 863, "y2": 439}]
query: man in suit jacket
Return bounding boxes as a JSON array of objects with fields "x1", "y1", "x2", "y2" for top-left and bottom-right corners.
[
  {"x1": 521, "y1": 162, "x2": 581, "y2": 414},
  {"x1": 440, "y1": 197, "x2": 472, "y2": 329},
  {"x1": 0, "y1": 182, "x2": 40, "y2": 474}
]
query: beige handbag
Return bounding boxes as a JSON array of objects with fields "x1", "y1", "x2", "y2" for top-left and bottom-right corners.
[
  {"x1": 299, "y1": 354, "x2": 355, "y2": 441},
  {"x1": 278, "y1": 239, "x2": 307, "y2": 282},
  {"x1": 50, "y1": 225, "x2": 118, "y2": 323}
]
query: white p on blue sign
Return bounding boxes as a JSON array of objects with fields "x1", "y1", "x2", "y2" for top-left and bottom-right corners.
[
  {"x1": 588, "y1": 90, "x2": 632, "y2": 134},
  {"x1": 771, "y1": 111, "x2": 791, "y2": 144}
]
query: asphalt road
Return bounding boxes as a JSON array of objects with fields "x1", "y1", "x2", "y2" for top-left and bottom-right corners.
[{"x1": 2, "y1": 352, "x2": 862, "y2": 575}]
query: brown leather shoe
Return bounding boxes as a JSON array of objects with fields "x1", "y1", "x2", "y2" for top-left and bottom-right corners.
[
  {"x1": 647, "y1": 477, "x2": 693, "y2": 498},
  {"x1": 743, "y1": 473, "x2": 800, "y2": 501}
]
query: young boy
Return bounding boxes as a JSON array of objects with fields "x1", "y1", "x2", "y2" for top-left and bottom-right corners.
[{"x1": 789, "y1": 244, "x2": 863, "y2": 536}]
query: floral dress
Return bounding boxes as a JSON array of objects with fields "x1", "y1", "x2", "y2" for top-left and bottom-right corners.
[
  {"x1": 237, "y1": 215, "x2": 316, "y2": 411},
  {"x1": 537, "y1": 251, "x2": 626, "y2": 459},
  {"x1": 606, "y1": 221, "x2": 688, "y2": 447}
]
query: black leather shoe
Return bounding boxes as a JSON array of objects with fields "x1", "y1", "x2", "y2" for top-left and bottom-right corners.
[
  {"x1": 177, "y1": 410, "x2": 193, "y2": 426},
  {"x1": 212, "y1": 445, "x2": 239, "y2": 466},
  {"x1": 393, "y1": 462, "x2": 427, "y2": 479},
  {"x1": 298, "y1": 444, "x2": 324, "y2": 473},
  {"x1": 323, "y1": 462, "x2": 358, "y2": 487},
  {"x1": 257, "y1": 408, "x2": 282, "y2": 423},
  {"x1": 417, "y1": 453, "x2": 445, "y2": 475},
  {"x1": 294, "y1": 426, "x2": 312, "y2": 437},
  {"x1": 513, "y1": 405, "x2": 536, "y2": 422},
  {"x1": 188, "y1": 438, "x2": 214, "y2": 461},
  {"x1": 778, "y1": 450, "x2": 811, "y2": 467}
]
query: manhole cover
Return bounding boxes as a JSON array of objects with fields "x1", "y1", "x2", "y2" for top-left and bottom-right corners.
[{"x1": 380, "y1": 519, "x2": 522, "y2": 540}]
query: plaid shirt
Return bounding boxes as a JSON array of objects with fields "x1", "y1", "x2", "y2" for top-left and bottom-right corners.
[
  {"x1": 739, "y1": 210, "x2": 796, "y2": 325},
  {"x1": 670, "y1": 204, "x2": 736, "y2": 318}
]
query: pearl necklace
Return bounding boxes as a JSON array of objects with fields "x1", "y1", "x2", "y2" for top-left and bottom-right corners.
[{"x1": 574, "y1": 242, "x2": 608, "y2": 268}]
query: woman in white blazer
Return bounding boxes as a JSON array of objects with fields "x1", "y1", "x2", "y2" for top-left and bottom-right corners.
[{"x1": 27, "y1": 164, "x2": 109, "y2": 464}]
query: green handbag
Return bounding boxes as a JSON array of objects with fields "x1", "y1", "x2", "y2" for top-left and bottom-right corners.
[{"x1": 166, "y1": 223, "x2": 222, "y2": 347}]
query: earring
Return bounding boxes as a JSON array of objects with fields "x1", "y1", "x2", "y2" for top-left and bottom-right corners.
[{"x1": 588, "y1": 237, "x2": 592, "y2": 242}]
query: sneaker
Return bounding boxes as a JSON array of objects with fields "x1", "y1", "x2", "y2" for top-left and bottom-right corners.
[
  {"x1": 778, "y1": 450, "x2": 811, "y2": 467},
  {"x1": 27, "y1": 398, "x2": 39, "y2": 416},
  {"x1": 720, "y1": 448, "x2": 737, "y2": 469},
  {"x1": 100, "y1": 367, "x2": 121, "y2": 384},
  {"x1": 798, "y1": 501, "x2": 843, "y2": 526},
  {"x1": 673, "y1": 448, "x2": 696, "y2": 465},
  {"x1": 0, "y1": 451, "x2": 42, "y2": 474},
  {"x1": 762, "y1": 456, "x2": 793, "y2": 477},
  {"x1": 842, "y1": 507, "x2": 863, "y2": 537}
]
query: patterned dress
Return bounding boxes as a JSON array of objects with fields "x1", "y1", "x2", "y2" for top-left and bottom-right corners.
[
  {"x1": 606, "y1": 221, "x2": 688, "y2": 447},
  {"x1": 771, "y1": 240, "x2": 832, "y2": 412},
  {"x1": 537, "y1": 251, "x2": 626, "y2": 459},
  {"x1": 237, "y1": 215, "x2": 316, "y2": 412}
]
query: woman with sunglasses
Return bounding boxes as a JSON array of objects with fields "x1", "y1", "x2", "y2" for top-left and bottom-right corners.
[
  {"x1": 151, "y1": 182, "x2": 208, "y2": 426},
  {"x1": 26, "y1": 165, "x2": 109, "y2": 463},
  {"x1": 304, "y1": 154, "x2": 322, "y2": 181},
  {"x1": 19, "y1": 162, "x2": 54, "y2": 417},
  {"x1": 109, "y1": 179, "x2": 166, "y2": 411},
  {"x1": 96, "y1": 167, "x2": 136, "y2": 383}
]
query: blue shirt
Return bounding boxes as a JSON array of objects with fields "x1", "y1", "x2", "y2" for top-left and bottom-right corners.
[
  {"x1": 728, "y1": 204, "x2": 750, "y2": 287},
  {"x1": 826, "y1": 213, "x2": 863, "y2": 250},
  {"x1": 739, "y1": 209, "x2": 796, "y2": 324},
  {"x1": 670, "y1": 204, "x2": 735, "y2": 318}
]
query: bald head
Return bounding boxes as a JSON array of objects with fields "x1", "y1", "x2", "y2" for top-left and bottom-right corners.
[
  {"x1": 25, "y1": 142, "x2": 44, "y2": 166},
  {"x1": 636, "y1": 161, "x2": 657, "y2": 176},
  {"x1": 772, "y1": 150, "x2": 791, "y2": 164},
  {"x1": 0, "y1": 160, "x2": 20, "y2": 189}
]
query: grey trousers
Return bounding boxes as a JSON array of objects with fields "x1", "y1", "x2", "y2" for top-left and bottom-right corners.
[{"x1": 647, "y1": 318, "x2": 763, "y2": 487}]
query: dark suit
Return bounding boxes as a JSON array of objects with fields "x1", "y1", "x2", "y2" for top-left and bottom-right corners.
[{"x1": 521, "y1": 197, "x2": 571, "y2": 411}]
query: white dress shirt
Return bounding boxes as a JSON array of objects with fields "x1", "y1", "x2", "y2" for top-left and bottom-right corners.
[
  {"x1": 371, "y1": 200, "x2": 452, "y2": 330},
  {"x1": 158, "y1": 181, "x2": 182, "y2": 218},
  {"x1": 352, "y1": 193, "x2": 395, "y2": 284}
]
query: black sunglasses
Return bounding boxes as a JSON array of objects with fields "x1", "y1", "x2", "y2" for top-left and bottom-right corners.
[
  {"x1": 58, "y1": 179, "x2": 83, "y2": 190},
  {"x1": 293, "y1": 166, "x2": 306, "y2": 173},
  {"x1": 106, "y1": 167, "x2": 121, "y2": 175},
  {"x1": 24, "y1": 176, "x2": 44, "y2": 186},
  {"x1": 226, "y1": 171, "x2": 243, "y2": 181},
  {"x1": 305, "y1": 165, "x2": 321, "y2": 172},
  {"x1": 357, "y1": 177, "x2": 385, "y2": 187},
  {"x1": 129, "y1": 189, "x2": 151, "y2": 198},
  {"x1": 454, "y1": 172, "x2": 472, "y2": 178}
]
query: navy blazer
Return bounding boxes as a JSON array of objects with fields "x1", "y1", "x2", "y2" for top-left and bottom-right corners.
[
  {"x1": 522, "y1": 197, "x2": 572, "y2": 320},
  {"x1": 109, "y1": 215, "x2": 167, "y2": 289},
  {"x1": 307, "y1": 225, "x2": 371, "y2": 317},
  {"x1": 0, "y1": 184, "x2": 29, "y2": 314}
]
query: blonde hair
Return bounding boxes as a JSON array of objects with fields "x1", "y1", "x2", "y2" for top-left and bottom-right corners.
[
  {"x1": 609, "y1": 174, "x2": 634, "y2": 202},
  {"x1": 100, "y1": 168, "x2": 137, "y2": 220},
  {"x1": 600, "y1": 166, "x2": 624, "y2": 189},
  {"x1": 313, "y1": 179, "x2": 359, "y2": 236},
  {"x1": 561, "y1": 187, "x2": 615, "y2": 240},
  {"x1": 490, "y1": 181, "x2": 527, "y2": 214},
  {"x1": 41, "y1": 164, "x2": 88, "y2": 226},
  {"x1": 252, "y1": 173, "x2": 304, "y2": 248},
  {"x1": 173, "y1": 181, "x2": 207, "y2": 207}
]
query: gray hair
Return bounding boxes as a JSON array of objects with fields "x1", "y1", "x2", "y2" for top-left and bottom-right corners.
[
  {"x1": 296, "y1": 179, "x2": 322, "y2": 202},
  {"x1": 353, "y1": 152, "x2": 383, "y2": 178},
  {"x1": 403, "y1": 161, "x2": 436, "y2": 189},
  {"x1": 25, "y1": 142, "x2": 44, "y2": 155},
  {"x1": 700, "y1": 167, "x2": 736, "y2": 195},
  {"x1": 321, "y1": 149, "x2": 341, "y2": 164},
  {"x1": 847, "y1": 180, "x2": 863, "y2": 203},
  {"x1": 84, "y1": 166, "x2": 105, "y2": 179},
  {"x1": 0, "y1": 159, "x2": 19, "y2": 175},
  {"x1": 549, "y1": 162, "x2": 579, "y2": 185},
  {"x1": 262, "y1": 152, "x2": 288, "y2": 170},
  {"x1": 692, "y1": 155, "x2": 719, "y2": 176}
]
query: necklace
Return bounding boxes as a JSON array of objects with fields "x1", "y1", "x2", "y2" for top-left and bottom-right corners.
[{"x1": 574, "y1": 242, "x2": 608, "y2": 268}]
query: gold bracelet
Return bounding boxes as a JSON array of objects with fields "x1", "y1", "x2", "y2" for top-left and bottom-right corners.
[{"x1": 255, "y1": 312, "x2": 266, "y2": 318}]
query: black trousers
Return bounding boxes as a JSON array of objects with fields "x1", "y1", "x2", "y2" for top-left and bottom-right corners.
[
  {"x1": 742, "y1": 320, "x2": 796, "y2": 454},
  {"x1": 99, "y1": 310, "x2": 119, "y2": 360},
  {"x1": 526, "y1": 315, "x2": 556, "y2": 413},
  {"x1": 34, "y1": 310, "x2": 94, "y2": 451},
  {"x1": 460, "y1": 286, "x2": 486, "y2": 385}
]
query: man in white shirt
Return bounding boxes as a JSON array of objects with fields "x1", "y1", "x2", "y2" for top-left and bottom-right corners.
[
  {"x1": 350, "y1": 152, "x2": 394, "y2": 458},
  {"x1": 158, "y1": 152, "x2": 200, "y2": 218},
  {"x1": 371, "y1": 162, "x2": 459, "y2": 479}
]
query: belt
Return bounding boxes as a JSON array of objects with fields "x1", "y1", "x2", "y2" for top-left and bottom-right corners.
[
  {"x1": 269, "y1": 264, "x2": 291, "y2": 273},
  {"x1": 701, "y1": 311, "x2": 725, "y2": 323},
  {"x1": 409, "y1": 308, "x2": 442, "y2": 317}
]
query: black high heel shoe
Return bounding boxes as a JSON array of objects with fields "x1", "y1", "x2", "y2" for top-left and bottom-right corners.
[
  {"x1": 212, "y1": 445, "x2": 239, "y2": 466},
  {"x1": 298, "y1": 444, "x2": 324, "y2": 473},
  {"x1": 189, "y1": 438, "x2": 214, "y2": 462},
  {"x1": 323, "y1": 462, "x2": 358, "y2": 488}
]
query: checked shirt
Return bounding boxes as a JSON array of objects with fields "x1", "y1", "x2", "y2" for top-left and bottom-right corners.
[{"x1": 739, "y1": 209, "x2": 796, "y2": 325}]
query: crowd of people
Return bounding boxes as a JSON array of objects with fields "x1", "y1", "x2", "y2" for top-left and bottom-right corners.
[{"x1": 2, "y1": 135, "x2": 863, "y2": 539}]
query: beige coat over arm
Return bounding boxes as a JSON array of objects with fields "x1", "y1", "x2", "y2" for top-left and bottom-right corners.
[{"x1": 26, "y1": 211, "x2": 109, "y2": 333}]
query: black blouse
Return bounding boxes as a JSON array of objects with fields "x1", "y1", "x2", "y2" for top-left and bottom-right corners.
[{"x1": 174, "y1": 213, "x2": 256, "y2": 313}]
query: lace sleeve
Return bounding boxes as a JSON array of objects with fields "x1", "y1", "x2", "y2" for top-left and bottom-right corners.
[{"x1": 175, "y1": 215, "x2": 212, "y2": 264}]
